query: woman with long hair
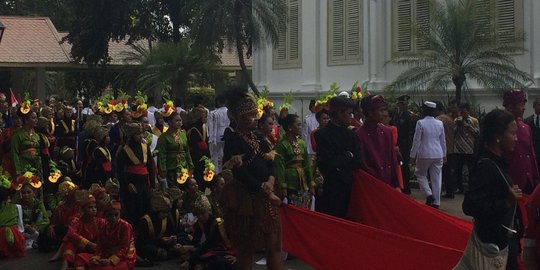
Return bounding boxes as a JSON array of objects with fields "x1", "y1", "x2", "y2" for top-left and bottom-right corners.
[
  {"x1": 186, "y1": 105, "x2": 211, "y2": 191},
  {"x1": 454, "y1": 109, "x2": 521, "y2": 269}
]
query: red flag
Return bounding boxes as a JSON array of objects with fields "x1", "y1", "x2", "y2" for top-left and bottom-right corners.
[{"x1": 9, "y1": 88, "x2": 20, "y2": 107}]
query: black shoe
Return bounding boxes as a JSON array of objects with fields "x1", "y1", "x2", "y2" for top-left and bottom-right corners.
[
  {"x1": 425, "y1": 195, "x2": 435, "y2": 206},
  {"x1": 430, "y1": 204, "x2": 439, "y2": 209},
  {"x1": 442, "y1": 193, "x2": 455, "y2": 199}
]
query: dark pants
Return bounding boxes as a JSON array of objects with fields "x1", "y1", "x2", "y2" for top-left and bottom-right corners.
[
  {"x1": 398, "y1": 148, "x2": 411, "y2": 193},
  {"x1": 443, "y1": 154, "x2": 458, "y2": 195},
  {"x1": 454, "y1": 153, "x2": 475, "y2": 193},
  {"x1": 316, "y1": 174, "x2": 353, "y2": 219}
]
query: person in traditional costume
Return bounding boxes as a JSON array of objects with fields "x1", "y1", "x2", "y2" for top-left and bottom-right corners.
[
  {"x1": 258, "y1": 113, "x2": 278, "y2": 149},
  {"x1": 381, "y1": 110, "x2": 404, "y2": 190},
  {"x1": 0, "y1": 172, "x2": 25, "y2": 259},
  {"x1": 208, "y1": 174, "x2": 225, "y2": 218},
  {"x1": 44, "y1": 179, "x2": 80, "y2": 257},
  {"x1": 503, "y1": 88, "x2": 540, "y2": 194},
  {"x1": 74, "y1": 201, "x2": 136, "y2": 270},
  {"x1": 186, "y1": 105, "x2": 211, "y2": 191},
  {"x1": 17, "y1": 179, "x2": 49, "y2": 250},
  {"x1": 61, "y1": 192, "x2": 106, "y2": 270},
  {"x1": 34, "y1": 116, "x2": 54, "y2": 194},
  {"x1": 40, "y1": 106, "x2": 57, "y2": 147},
  {"x1": 156, "y1": 104, "x2": 194, "y2": 189},
  {"x1": 315, "y1": 96, "x2": 362, "y2": 219},
  {"x1": 454, "y1": 109, "x2": 522, "y2": 270},
  {"x1": 56, "y1": 105, "x2": 78, "y2": 150},
  {"x1": 116, "y1": 122, "x2": 154, "y2": 227},
  {"x1": 185, "y1": 195, "x2": 236, "y2": 270},
  {"x1": 11, "y1": 100, "x2": 45, "y2": 178},
  {"x1": 208, "y1": 95, "x2": 230, "y2": 174},
  {"x1": 136, "y1": 191, "x2": 177, "y2": 264},
  {"x1": 151, "y1": 111, "x2": 168, "y2": 137},
  {"x1": 104, "y1": 93, "x2": 131, "y2": 169},
  {"x1": 84, "y1": 122, "x2": 112, "y2": 189},
  {"x1": 310, "y1": 109, "x2": 329, "y2": 154},
  {"x1": 58, "y1": 146, "x2": 82, "y2": 185},
  {"x1": 165, "y1": 186, "x2": 185, "y2": 233},
  {"x1": 410, "y1": 101, "x2": 446, "y2": 209},
  {"x1": 0, "y1": 111, "x2": 21, "y2": 177},
  {"x1": 275, "y1": 114, "x2": 314, "y2": 208},
  {"x1": 89, "y1": 184, "x2": 110, "y2": 219},
  {"x1": 356, "y1": 95, "x2": 400, "y2": 188},
  {"x1": 182, "y1": 177, "x2": 207, "y2": 215},
  {"x1": 221, "y1": 86, "x2": 282, "y2": 270}
]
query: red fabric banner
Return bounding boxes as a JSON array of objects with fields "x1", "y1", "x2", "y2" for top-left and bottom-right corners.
[
  {"x1": 347, "y1": 170, "x2": 473, "y2": 250},
  {"x1": 281, "y1": 170, "x2": 475, "y2": 270}
]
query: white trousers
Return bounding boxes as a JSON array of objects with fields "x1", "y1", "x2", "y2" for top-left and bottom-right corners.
[
  {"x1": 414, "y1": 158, "x2": 443, "y2": 206},
  {"x1": 210, "y1": 141, "x2": 225, "y2": 173}
]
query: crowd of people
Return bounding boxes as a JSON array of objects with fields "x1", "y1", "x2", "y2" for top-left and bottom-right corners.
[{"x1": 2, "y1": 85, "x2": 540, "y2": 270}]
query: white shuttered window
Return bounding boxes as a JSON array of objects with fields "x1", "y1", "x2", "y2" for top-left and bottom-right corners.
[
  {"x1": 474, "y1": 0, "x2": 524, "y2": 45},
  {"x1": 392, "y1": 0, "x2": 430, "y2": 54},
  {"x1": 273, "y1": 0, "x2": 302, "y2": 69},
  {"x1": 328, "y1": 0, "x2": 363, "y2": 65}
]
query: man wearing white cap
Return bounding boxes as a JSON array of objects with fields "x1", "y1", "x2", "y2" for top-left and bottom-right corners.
[{"x1": 410, "y1": 101, "x2": 446, "y2": 209}]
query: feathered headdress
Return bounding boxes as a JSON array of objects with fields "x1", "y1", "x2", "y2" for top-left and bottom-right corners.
[
  {"x1": 257, "y1": 87, "x2": 274, "y2": 119},
  {"x1": 19, "y1": 93, "x2": 32, "y2": 115},
  {"x1": 350, "y1": 81, "x2": 366, "y2": 101},
  {"x1": 176, "y1": 168, "x2": 192, "y2": 185},
  {"x1": 15, "y1": 170, "x2": 41, "y2": 190},
  {"x1": 131, "y1": 90, "x2": 148, "y2": 119},
  {"x1": 162, "y1": 100, "x2": 177, "y2": 118},
  {"x1": 48, "y1": 161, "x2": 62, "y2": 183},
  {"x1": 279, "y1": 91, "x2": 294, "y2": 118},
  {"x1": 200, "y1": 156, "x2": 215, "y2": 182}
]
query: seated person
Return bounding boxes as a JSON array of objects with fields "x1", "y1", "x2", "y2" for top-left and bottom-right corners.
[
  {"x1": 61, "y1": 192, "x2": 106, "y2": 270},
  {"x1": 185, "y1": 196, "x2": 236, "y2": 270},
  {"x1": 0, "y1": 171, "x2": 25, "y2": 258},
  {"x1": 18, "y1": 181, "x2": 49, "y2": 250},
  {"x1": 136, "y1": 191, "x2": 178, "y2": 263},
  {"x1": 74, "y1": 201, "x2": 136, "y2": 270}
]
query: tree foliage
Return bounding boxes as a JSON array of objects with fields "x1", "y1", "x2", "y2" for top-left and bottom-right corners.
[
  {"x1": 118, "y1": 40, "x2": 219, "y2": 99},
  {"x1": 191, "y1": 0, "x2": 287, "y2": 95},
  {"x1": 385, "y1": 0, "x2": 532, "y2": 103}
]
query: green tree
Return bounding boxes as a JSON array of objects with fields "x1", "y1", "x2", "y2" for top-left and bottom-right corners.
[
  {"x1": 0, "y1": 0, "x2": 70, "y2": 30},
  {"x1": 385, "y1": 0, "x2": 532, "y2": 103},
  {"x1": 119, "y1": 40, "x2": 219, "y2": 100},
  {"x1": 191, "y1": 0, "x2": 286, "y2": 96}
]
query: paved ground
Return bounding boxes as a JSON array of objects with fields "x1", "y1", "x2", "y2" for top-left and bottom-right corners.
[{"x1": 0, "y1": 188, "x2": 470, "y2": 270}]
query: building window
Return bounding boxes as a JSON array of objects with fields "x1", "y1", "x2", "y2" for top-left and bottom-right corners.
[
  {"x1": 474, "y1": 0, "x2": 524, "y2": 45},
  {"x1": 273, "y1": 0, "x2": 302, "y2": 69},
  {"x1": 392, "y1": 0, "x2": 523, "y2": 54},
  {"x1": 392, "y1": 0, "x2": 430, "y2": 54},
  {"x1": 328, "y1": 0, "x2": 363, "y2": 66}
]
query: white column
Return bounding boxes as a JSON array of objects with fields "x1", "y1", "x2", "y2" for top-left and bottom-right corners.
[
  {"x1": 530, "y1": 0, "x2": 540, "y2": 85},
  {"x1": 253, "y1": 42, "x2": 268, "y2": 89},
  {"x1": 300, "y1": 0, "x2": 322, "y2": 94}
]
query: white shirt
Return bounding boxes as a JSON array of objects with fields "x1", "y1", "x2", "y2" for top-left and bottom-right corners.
[
  {"x1": 410, "y1": 116, "x2": 446, "y2": 159},
  {"x1": 208, "y1": 107, "x2": 230, "y2": 144},
  {"x1": 302, "y1": 113, "x2": 319, "y2": 155}
]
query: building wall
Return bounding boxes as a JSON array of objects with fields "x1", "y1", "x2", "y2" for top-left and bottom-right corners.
[{"x1": 254, "y1": 0, "x2": 540, "y2": 117}]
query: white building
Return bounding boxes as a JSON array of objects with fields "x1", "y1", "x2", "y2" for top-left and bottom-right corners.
[{"x1": 253, "y1": 0, "x2": 540, "y2": 117}]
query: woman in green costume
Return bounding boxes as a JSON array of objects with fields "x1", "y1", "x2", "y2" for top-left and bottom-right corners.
[
  {"x1": 11, "y1": 109, "x2": 44, "y2": 178},
  {"x1": 275, "y1": 114, "x2": 314, "y2": 208},
  {"x1": 0, "y1": 170, "x2": 25, "y2": 258},
  {"x1": 156, "y1": 109, "x2": 194, "y2": 189}
]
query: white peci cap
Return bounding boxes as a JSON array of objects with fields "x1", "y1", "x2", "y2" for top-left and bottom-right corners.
[{"x1": 424, "y1": 101, "x2": 436, "y2": 109}]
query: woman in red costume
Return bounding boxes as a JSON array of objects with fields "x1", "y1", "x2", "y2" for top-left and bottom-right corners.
[{"x1": 0, "y1": 169, "x2": 25, "y2": 259}]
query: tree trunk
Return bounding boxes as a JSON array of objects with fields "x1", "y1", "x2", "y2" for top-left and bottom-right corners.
[
  {"x1": 452, "y1": 73, "x2": 465, "y2": 104},
  {"x1": 233, "y1": 1, "x2": 259, "y2": 96}
]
